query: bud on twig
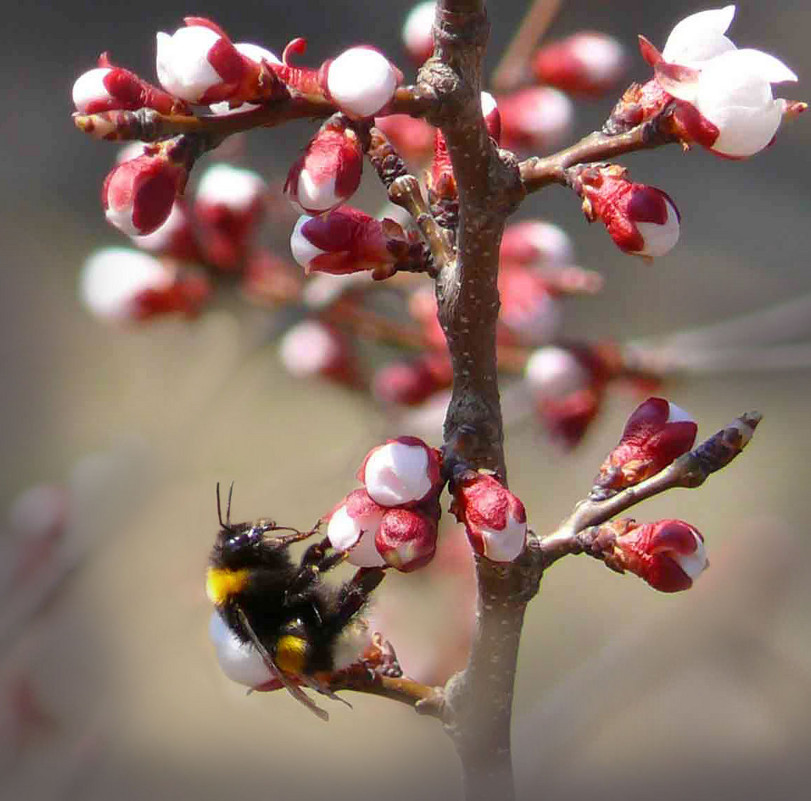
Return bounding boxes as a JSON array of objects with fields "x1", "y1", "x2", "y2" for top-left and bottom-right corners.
[
  {"x1": 326, "y1": 489, "x2": 387, "y2": 567},
  {"x1": 375, "y1": 507, "x2": 438, "y2": 571},
  {"x1": 326, "y1": 47, "x2": 401, "y2": 118},
  {"x1": 359, "y1": 437, "x2": 442, "y2": 508}
]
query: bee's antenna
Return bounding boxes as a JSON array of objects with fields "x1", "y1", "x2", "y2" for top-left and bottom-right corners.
[
  {"x1": 226, "y1": 481, "x2": 235, "y2": 528},
  {"x1": 217, "y1": 482, "x2": 236, "y2": 532}
]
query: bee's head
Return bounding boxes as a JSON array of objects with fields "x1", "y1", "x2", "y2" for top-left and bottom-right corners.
[{"x1": 214, "y1": 520, "x2": 277, "y2": 568}]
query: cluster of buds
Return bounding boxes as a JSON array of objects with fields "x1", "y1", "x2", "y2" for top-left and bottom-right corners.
[
  {"x1": 572, "y1": 164, "x2": 680, "y2": 259},
  {"x1": 601, "y1": 518, "x2": 709, "y2": 593},
  {"x1": 290, "y1": 206, "x2": 411, "y2": 280},
  {"x1": 327, "y1": 437, "x2": 443, "y2": 572},
  {"x1": 611, "y1": 7, "x2": 802, "y2": 158},
  {"x1": 593, "y1": 397, "x2": 698, "y2": 496},
  {"x1": 450, "y1": 471, "x2": 527, "y2": 562}
]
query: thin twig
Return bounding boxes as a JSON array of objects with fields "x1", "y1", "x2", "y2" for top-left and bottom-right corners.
[{"x1": 491, "y1": 0, "x2": 563, "y2": 93}]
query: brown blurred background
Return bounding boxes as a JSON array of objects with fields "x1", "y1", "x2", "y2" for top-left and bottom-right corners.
[{"x1": 1, "y1": 1, "x2": 810, "y2": 799}]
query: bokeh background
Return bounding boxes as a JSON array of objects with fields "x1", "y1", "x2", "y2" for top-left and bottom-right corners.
[{"x1": 1, "y1": 1, "x2": 810, "y2": 799}]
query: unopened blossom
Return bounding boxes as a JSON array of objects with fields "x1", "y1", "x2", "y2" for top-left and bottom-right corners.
[
  {"x1": 194, "y1": 163, "x2": 267, "y2": 270},
  {"x1": 326, "y1": 47, "x2": 401, "y2": 118},
  {"x1": 277, "y1": 320, "x2": 354, "y2": 383},
  {"x1": 375, "y1": 507, "x2": 438, "y2": 572},
  {"x1": 359, "y1": 437, "x2": 442, "y2": 508},
  {"x1": 325, "y1": 489, "x2": 386, "y2": 568},
  {"x1": 79, "y1": 247, "x2": 208, "y2": 321},
  {"x1": 498, "y1": 266, "x2": 561, "y2": 346},
  {"x1": 208, "y1": 42, "x2": 281, "y2": 114},
  {"x1": 284, "y1": 118, "x2": 364, "y2": 214},
  {"x1": 594, "y1": 398, "x2": 698, "y2": 494},
  {"x1": 532, "y1": 31, "x2": 626, "y2": 97},
  {"x1": 373, "y1": 353, "x2": 453, "y2": 407},
  {"x1": 524, "y1": 346, "x2": 590, "y2": 400},
  {"x1": 576, "y1": 165, "x2": 680, "y2": 258},
  {"x1": 290, "y1": 208, "x2": 402, "y2": 279},
  {"x1": 500, "y1": 220, "x2": 575, "y2": 268},
  {"x1": 497, "y1": 87, "x2": 573, "y2": 152},
  {"x1": 451, "y1": 472, "x2": 527, "y2": 563},
  {"x1": 649, "y1": 6, "x2": 800, "y2": 158},
  {"x1": 130, "y1": 201, "x2": 200, "y2": 262},
  {"x1": 73, "y1": 57, "x2": 189, "y2": 115},
  {"x1": 402, "y1": 1, "x2": 435, "y2": 65},
  {"x1": 102, "y1": 148, "x2": 189, "y2": 236},
  {"x1": 612, "y1": 519, "x2": 708, "y2": 592}
]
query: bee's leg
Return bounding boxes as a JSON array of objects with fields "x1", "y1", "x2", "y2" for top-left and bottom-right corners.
[
  {"x1": 285, "y1": 539, "x2": 348, "y2": 605},
  {"x1": 265, "y1": 528, "x2": 318, "y2": 549},
  {"x1": 332, "y1": 567, "x2": 386, "y2": 627}
]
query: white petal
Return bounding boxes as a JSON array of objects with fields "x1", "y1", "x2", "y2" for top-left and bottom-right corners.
[
  {"x1": 707, "y1": 101, "x2": 782, "y2": 157},
  {"x1": 662, "y1": 5, "x2": 737, "y2": 65},
  {"x1": 72, "y1": 68, "x2": 112, "y2": 111},
  {"x1": 480, "y1": 515, "x2": 527, "y2": 562},
  {"x1": 104, "y1": 205, "x2": 140, "y2": 237},
  {"x1": 718, "y1": 47, "x2": 798, "y2": 84},
  {"x1": 155, "y1": 27, "x2": 222, "y2": 102},
  {"x1": 235, "y1": 42, "x2": 281, "y2": 65},
  {"x1": 196, "y1": 163, "x2": 267, "y2": 210},
  {"x1": 327, "y1": 48, "x2": 398, "y2": 118},
  {"x1": 672, "y1": 531, "x2": 708, "y2": 580},
  {"x1": 364, "y1": 442, "x2": 432, "y2": 507},
  {"x1": 278, "y1": 320, "x2": 340, "y2": 376},
  {"x1": 523, "y1": 346, "x2": 588, "y2": 398},
  {"x1": 326, "y1": 506, "x2": 363, "y2": 551},
  {"x1": 295, "y1": 169, "x2": 339, "y2": 212},
  {"x1": 635, "y1": 197, "x2": 680, "y2": 258},
  {"x1": 665, "y1": 401, "x2": 694, "y2": 425},
  {"x1": 290, "y1": 216, "x2": 326, "y2": 269}
]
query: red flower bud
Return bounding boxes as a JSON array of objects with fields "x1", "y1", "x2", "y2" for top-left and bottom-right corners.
[
  {"x1": 500, "y1": 220, "x2": 574, "y2": 268},
  {"x1": 613, "y1": 519, "x2": 708, "y2": 592},
  {"x1": 497, "y1": 87, "x2": 573, "y2": 152},
  {"x1": 594, "y1": 397, "x2": 697, "y2": 494},
  {"x1": 375, "y1": 507, "x2": 438, "y2": 572},
  {"x1": 451, "y1": 472, "x2": 527, "y2": 562},
  {"x1": 372, "y1": 352, "x2": 453, "y2": 407},
  {"x1": 498, "y1": 265, "x2": 561, "y2": 346},
  {"x1": 284, "y1": 118, "x2": 364, "y2": 214}
]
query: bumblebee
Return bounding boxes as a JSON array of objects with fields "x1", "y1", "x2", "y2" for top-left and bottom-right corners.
[{"x1": 206, "y1": 485, "x2": 386, "y2": 719}]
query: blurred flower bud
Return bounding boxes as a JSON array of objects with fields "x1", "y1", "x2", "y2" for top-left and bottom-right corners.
[
  {"x1": 290, "y1": 207, "x2": 401, "y2": 279},
  {"x1": 327, "y1": 47, "x2": 401, "y2": 118},
  {"x1": 408, "y1": 286, "x2": 446, "y2": 350},
  {"x1": 278, "y1": 320, "x2": 354, "y2": 384},
  {"x1": 576, "y1": 165, "x2": 680, "y2": 258},
  {"x1": 373, "y1": 352, "x2": 453, "y2": 407},
  {"x1": 524, "y1": 346, "x2": 590, "y2": 399},
  {"x1": 613, "y1": 519, "x2": 708, "y2": 592},
  {"x1": 402, "y1": 1, "x2": 435, "y2": 65},
  {"x1": 130, "y1": 201, "x2": 201, "y2": 262},
  {"x1": 497, "y1": 87, "x2": 573, "y2": 152},
  {"x1": 594, "y1": 397, "x2": 698, "y2": 494},
  {"x1": 498, "y1": 266, "x2": 561, "y2": 346},
  {"x1": 79, "y1": 247, "x2": 209, "y2": 321},
  {"x1": 375, "y1": 507, "x2": 438, "y2": 571},
  {"x1": 359, "y1": 437, "x2": 442, "y2": 508},
  {"x1": 326, "y1": 489, "x2": 386, "y2": 567},
  {"x1": 532, "y1": 31, "x2": 626, "y2": 97},
  {"x1": 500, "y1": 220, "x2": 575, "y2": 268},
  {"x1": 373, "y1": 114, "x2": 435, "y2": 163},
  {"x1": 284, "y1": 117, "x2": 364, "y2": 214},
  {"x1": 103, "y1": 148, "x2": 188, "y2": 236},
  {"x1": 451, "y1": 472, "x2": 527, "y2": 562},
  {"x1": 194, "y1": 163, "x2": 267, "y2": 271}
]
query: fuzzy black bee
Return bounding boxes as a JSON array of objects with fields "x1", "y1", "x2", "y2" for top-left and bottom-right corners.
[{"x1": 207, "y1": 484, "x2": 386, "y2": 719}]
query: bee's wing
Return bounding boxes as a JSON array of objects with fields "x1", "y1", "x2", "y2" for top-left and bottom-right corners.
[{"x1": 235, "y1": 606, "x2": 329, "y2": 722}]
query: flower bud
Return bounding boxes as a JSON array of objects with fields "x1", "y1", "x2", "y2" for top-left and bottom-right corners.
[
  {"x1": 594, "y1": 397, "x2": 697, "y2": 494},
  {"x1": 497, "y1": 87, "x2": 573, "y2": 152},
  {"x1": 577, "y1": 165, "x2": 680, "y2": 258},
  {"x1": 194, "y1": 163, "x2": 267, "y2": 271},
  {"x1": 375, "y1": 507, "x2": 438, "y2": 572},
  {"x1": 278, "y1": 320, "x2": 354, "y2": 384},
  {"x1": 284, "y1": 118, "x2": 364, "y2": 214},
  {"x1": 402, "y1": 2, "x2": 435, "y2": 66},
  {"x1": 451, "y1": 472, "x2": 527, "y2": 562},
  {"x1": 359, "y1": 437, "x2": 442, "y2": 508},
  {"x1": 498, "y1": 266, "x2": 561, "y2": 346},
  {"x1": 524, "y1": 346, "x2": 590, "y2": 399},
  {"x1": 209, "y1": 611, "x2": 274, "y2": 688},
  {"x1": 372, "y1": 352, "x2": 452, "y2": 407},
  {"x1": 541, "y1": 389, "x2": 602, "y2": 451},
  {"x1": 327, "y1": 47, "x2": 400, "y2": 118},
  {"x1": 500, "y1": 220, "x2": 575, "y2": 267},
  {"x1": 102, "y1": 149, "x2": 188, "y2": 236},
  {"x1": 325, "y1": 489, "x2": 386, "y2": 567},
  {"x1": 207, "y1": 42, "x2": 282, "y2": 114},
  {"x1": 290, "y1": 208, "x2": 400, "y2": 279},
  {"x1": 480, "y1": 91, "x2": 501, "y2": 143},
  {"x1": 79, "y1": 247, "x2": 209, "y2": 321},
  {"x1": 613, "y1": 519, "x2": 708, "y2": 592},
  {"x1": 532, "y1": 32, "x2": 626, "y2": 97}
]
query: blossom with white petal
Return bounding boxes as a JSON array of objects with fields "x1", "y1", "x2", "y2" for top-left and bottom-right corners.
[
  {"x1": 327, "y1": 47, "x2": 400, "y2": 118},
  {"x1": 359, "y1": 437, "x2": 442, "y2": 508},
  {"x1": 661, "y1": 5, "x2": 737, "y2": 67}
]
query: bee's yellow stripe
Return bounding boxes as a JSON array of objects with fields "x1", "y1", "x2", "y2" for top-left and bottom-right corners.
[
  {"x1": 274, "y1": 635, "x2": 308, "y2": 675},
  {"x1": 206, "y1": 567, "x2": 250, "y2": 605}
]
